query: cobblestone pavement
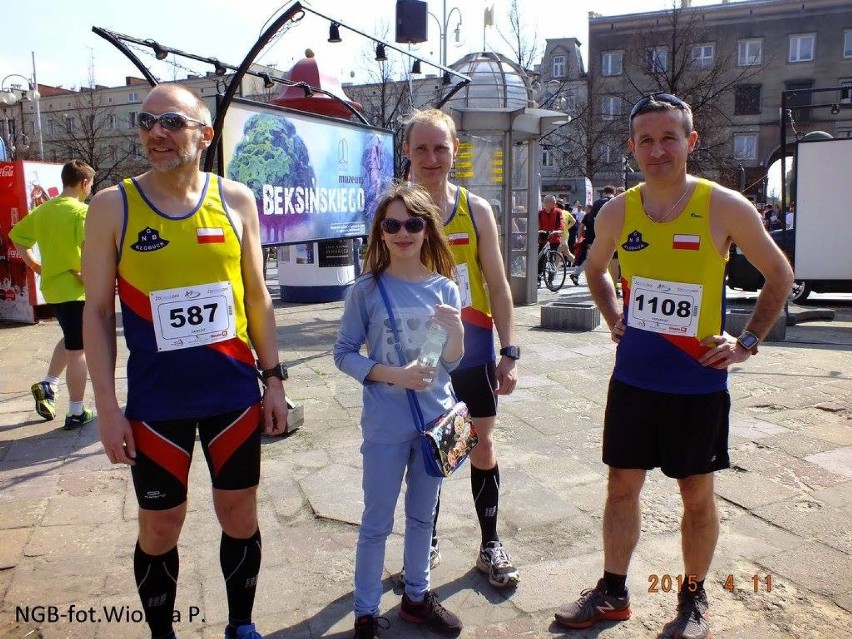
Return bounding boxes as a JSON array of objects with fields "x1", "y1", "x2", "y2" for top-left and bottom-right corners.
[{"x1": 1, "y1": 277, "x2": 850, "y2": 639}]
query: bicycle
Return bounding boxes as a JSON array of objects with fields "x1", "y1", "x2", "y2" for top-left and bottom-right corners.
[{"x1": 537, "y1": 231, "x2": 568, "y2": 292}]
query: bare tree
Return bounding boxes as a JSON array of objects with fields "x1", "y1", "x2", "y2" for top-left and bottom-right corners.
[
  {"x1": 45, "y1": 89, "x2": 146, "y2": 192},
  {"x1": 495, "y1": 0, "x2": 543, "y2": 71}
]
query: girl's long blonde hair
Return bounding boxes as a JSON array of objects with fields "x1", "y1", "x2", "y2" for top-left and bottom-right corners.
[{"x1": 362, "y1": 182, "x2": 457, "y2": 281}]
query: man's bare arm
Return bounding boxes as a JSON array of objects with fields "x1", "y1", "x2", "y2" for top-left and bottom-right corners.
[
  {"x1": 82, "y1": 188, "x2": 136, "y2": 464},
  {"x1": 12, "y1": 243, "x2": 41, "y2": 274},
  {"x1": 225, "y1": 181, "x2": 289, "y2": 435},
  {"x1": 586, "y1": 199, "x2": 625, "y2": 337},
  {"x1": 468, "y1": 193, "x2": 517, "y2": 394}
]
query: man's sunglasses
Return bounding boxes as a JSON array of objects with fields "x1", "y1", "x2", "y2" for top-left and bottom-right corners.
[
  {"x1": 137, "y1": 112, "x2": 208, "y2": 132},
  {"x1": 380, "y1": 217, "x2": 426, "y2": 234},
  {"x1": 629, "y1": 93, "x2": 688, "y2": 120}
]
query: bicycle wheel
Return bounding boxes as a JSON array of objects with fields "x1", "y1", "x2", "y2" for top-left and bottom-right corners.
[{"x1": 545, "y1": 251, "x2": 567, "y2": 291}]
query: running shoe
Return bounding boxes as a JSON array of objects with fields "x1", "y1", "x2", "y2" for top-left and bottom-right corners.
[
  {"x1": 31, "y1": 382, "x2": 56, "y2": 421},
  {"x1": 569, "y1": 274, "x2": 580, "y2": 286},
  {"x1": 554, "y1": 578, "x2": 631, "y2": 629},
  {"x1": 225, "y1": 623, "x2": 264, "y2": 639},
  {"x1": 399, "y1": 590, "x2": 462, "y2": 637},
  {"x1": 353, "y1": 615, "x2": 389, "y2": 639},
  {"x1": 63, "y1": 408, "x2": 95, "y2": 430},
  {"x1": 475, "y1": 541, "x2": 519, "y2": 588},
  {"x1": 661, "y1": 590, "x2": 712, "y2": 639},
  {"x1": 393, "y1": 542, "x2": 441, "y2": 586}
]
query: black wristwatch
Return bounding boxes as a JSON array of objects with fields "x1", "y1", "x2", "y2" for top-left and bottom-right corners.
[
  {"x1": 261, "y1": 363, "x2": 289, "y2": 381},
  {"x1": 499, "y1": 345, "x2": 521, "y2": 360},
  {"x1": 736, "y1": 330, "x2": 759, "y2": 355}
]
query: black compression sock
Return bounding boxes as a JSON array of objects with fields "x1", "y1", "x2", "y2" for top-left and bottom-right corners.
[
  {"x1": 471, "y1": 464, "x2": 500, "y2": 545},
  {"x1": 221, "y1": 529, "x2": 262, "y2": 628},
  {"x1": 134, "y1": 542, "x2": 179, "y2": 639}
]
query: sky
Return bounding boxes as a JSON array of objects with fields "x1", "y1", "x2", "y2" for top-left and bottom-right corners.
[{"x1": 0, "y1": 0, "x2": 738, "y2": 90}]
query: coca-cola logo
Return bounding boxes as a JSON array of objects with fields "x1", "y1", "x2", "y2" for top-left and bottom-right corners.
[{"x1": 0, "y1": 166, "x2": 14, "y2": 178}]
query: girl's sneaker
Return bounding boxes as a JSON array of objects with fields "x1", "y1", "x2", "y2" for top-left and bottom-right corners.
[{"x1": 399, "y1": 591, "x2": 462, "y2": 637}]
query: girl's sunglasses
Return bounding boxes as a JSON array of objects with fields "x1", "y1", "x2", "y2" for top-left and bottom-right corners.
[
  {"x1": 380, "y1": 217, "x2": 426, "y2": 234},
  {"x1": 137, "y1": 112, "x2": 208, "y2": 132}
]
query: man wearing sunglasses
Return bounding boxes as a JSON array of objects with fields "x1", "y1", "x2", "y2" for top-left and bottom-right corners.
[
  {"x1": 403, "y1": 109, "x2": 520, "y2": 590},
  {"x1": 83, "y1": 84, "x2": 288, "y2": 639},
  {"x1": 554, "y1": 94, "x2": 792, "y2": 639}
]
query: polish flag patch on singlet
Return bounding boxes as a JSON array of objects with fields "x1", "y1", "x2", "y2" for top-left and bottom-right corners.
[
  {"x1": 672, "y1": 234, "x2": 700, "y2": 251},
  {"x1": 197, "y1": 227, "x2": 225, "y2": 244},
  {"x1": 447, "y1": 232, "x2": 469, "y2": 245}
]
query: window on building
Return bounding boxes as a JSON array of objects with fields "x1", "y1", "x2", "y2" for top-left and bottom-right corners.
[
  {"x1": 735, "y1": 85, "x2": 762, "y2": 115},
  {"x1": 50, "y1": 149, "x2": 58, "y2": 162},
  {"x1": 598, "y1": 143, "x2": 613, "y2": 164},
  {"x1": 107, "y1": 114, "x2": 117, "y2": 130},
  {"x1": 738, "y1": 39, "x2": 763, "y2": 66},
  {"x1": 552, "y1": 55, "x2": 566, "y2": 78},
  {"x1": 789, "y1": 34, "x2": 815, "y2": 62},
  {"x1": 786, "y1": 80, "x2": 813, "y2": 121},
  {"x1": 128, "y1": 91, "x2": 140, "y2": 103},
  {"x1": 108, "y1": 145, "x2": 118, "y2": 162},
  {"x1": 602, "y1": 51, "x2": 623, "y2": 76},
  {"x1": 64, "y1": 116, "x2": 74, "y2": 132},
  {"x1": 47, "y1": 119, "x2": 57, "y2": 136},
  {"x1": 840, "y1": 79, "x2": 852, "y2": 105},
  {"x1": 646, "y1": 46, "x2": 668, "y2": 73},
  {"x1": 843, "y1": 30, "x2": 852, "y2": 58},
  {"x1": 690, "y1": 43, "x2": 715, "y2": 68},
  {"x1": 733, "y1": 134, "x2": 757, "y2": 160},
  {"x1": 541, "y1": 148, "x2": 555, "y2": 168},
  {"x1": 837, "y1": 129, "x2": 852, "y2": 138},
  {"x1": 561, "y1": 88, "x2": 577, "y2": 112},
  {"x1": 128, "y1": 111, "x2": 138, "y2": 129},
  {"x1": 601, "y1": 96, "x2": 621, "y2": 120}
]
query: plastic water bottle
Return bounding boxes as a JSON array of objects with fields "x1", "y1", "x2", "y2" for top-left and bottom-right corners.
[{"x1": 417, "y1": 323, "x2": 447, "y2": 367}]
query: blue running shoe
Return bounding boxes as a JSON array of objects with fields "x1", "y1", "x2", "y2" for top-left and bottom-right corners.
[
  {"x1": 31, "y1": 382, "x2": 56, "y2": 421},
  {"x1": 226, "y1": 623, "x2": 263, "y2": 639}
]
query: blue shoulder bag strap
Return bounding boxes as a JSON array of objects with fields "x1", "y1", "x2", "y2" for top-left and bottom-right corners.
[{"x1": 376, "y1": 277, "x2": 428, "y2": 434}]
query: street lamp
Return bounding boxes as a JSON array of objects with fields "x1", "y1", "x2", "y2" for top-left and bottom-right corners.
[
  {"x1": 0, "y1": 67, "x2": 43, "y2": 161},
  {"x1": 428, "y1": 1, "x2": 463, "y2": 67}
]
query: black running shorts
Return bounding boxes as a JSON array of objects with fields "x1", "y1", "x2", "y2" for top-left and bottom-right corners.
[
  {"x1": 51, "y1": 301, "x2": 85, "y2": 351},
  {"x1": 603, "y1": 378, "x2": 731, "y2": 479},
  {"x1": 130, "y1": 403, "x2": 262, "y2": 510},
  {"x1": 450, "y1": 361, "x2": 498, "y2": 419}
]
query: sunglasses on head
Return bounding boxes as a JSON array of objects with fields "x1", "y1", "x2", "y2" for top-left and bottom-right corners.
[
  {"x1": 629, "y1": 93, "x2": 688, "y2": 120},
  {"x1": 380, "y1": 217, "x2": 426, "y2": 234},
  {"x1": 137, "y1": 112, "x2": 208, "y2": 132}
]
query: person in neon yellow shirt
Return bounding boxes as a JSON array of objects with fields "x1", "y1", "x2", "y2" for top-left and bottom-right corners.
[{"x1": 10, "y1": 159, "x2": 95, "y2": 428}]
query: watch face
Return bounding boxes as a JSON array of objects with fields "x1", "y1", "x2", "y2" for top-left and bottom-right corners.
[
  {"x1": 502, "y1": 346, "x2": 520, "y2": 359},
  {"x1": 739, "y1": 333, "x2": 758, "y2": 350}
]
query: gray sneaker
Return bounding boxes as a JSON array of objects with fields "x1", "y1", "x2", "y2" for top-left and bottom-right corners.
[
  {"x1": 475, "y1": 541, "x2": 519, "y2": 588},
  {"x1": 554, "y1": 578, "x2": 631, "y2": 629},
  {"x1": 662, "y1": 590, "x2": 712, "y2": 639}
]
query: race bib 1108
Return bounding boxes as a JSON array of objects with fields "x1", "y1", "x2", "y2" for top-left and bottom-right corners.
[{"x1": 627, "y1": 276, "x2": 702, "y2": 337}]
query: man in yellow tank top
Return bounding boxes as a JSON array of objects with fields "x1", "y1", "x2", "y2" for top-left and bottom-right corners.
[
  {"x1": 83, "y1": 84, "x2": 288, "y2": 639},
  {"x1": 403, "y1": 109, "x2": 520, "y2": 589},
  {"x1": 554, "y1": 95, "x2": 793, "y2": 638}
]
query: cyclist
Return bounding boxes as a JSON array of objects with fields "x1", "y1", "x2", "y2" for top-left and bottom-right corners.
[{"x1": 538, "y1": 195, "x2": 564, "y2": 284}]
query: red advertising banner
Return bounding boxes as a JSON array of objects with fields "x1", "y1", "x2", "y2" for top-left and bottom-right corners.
[{"x1": 0, "y1": 160, "x2": 64, "y2": 323}]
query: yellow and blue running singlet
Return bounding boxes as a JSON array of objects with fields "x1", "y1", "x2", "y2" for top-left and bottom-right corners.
[
  {"x1": 117, "y1": 174, "x2": 261, "y2": 421},
  {"x1": 615, "y1": 178, "x2": 728, "y2": 394},
  {"x1": 443, "y1": 187, "x2": 495, "y2": 369}
]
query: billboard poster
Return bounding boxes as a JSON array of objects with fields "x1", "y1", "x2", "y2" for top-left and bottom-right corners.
[
  {"x1": 221, "y1": 99, "x2": 395, "y2": 246},
  {"x1": 0, "y1": 160, "x2": 63, "y2": 322}
]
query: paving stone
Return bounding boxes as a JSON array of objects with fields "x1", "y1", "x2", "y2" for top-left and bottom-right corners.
[
  {"x1": 804, "y1": 446, "x2": 852, "y2": 478},
  {"x1": 757, "y1": 541, "x2": 852, "y2": 596},
  {"x1": 715, "y1": 467, "x2": 802, "y2": 509},
  {"x1": 0, "y1": 528, "x2": 30, "y2": 570}
]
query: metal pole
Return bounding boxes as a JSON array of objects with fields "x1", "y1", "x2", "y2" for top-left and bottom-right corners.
[
  {"x1": 31, "y1": 51, "x2": 44, "y2": 160},
  {"x1": 442, "y1": 0, "x2": 448, "y2": 68}
]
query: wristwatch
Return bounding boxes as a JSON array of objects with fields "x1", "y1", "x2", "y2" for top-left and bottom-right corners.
[
  {"x1": 261, "y1": 363, "x2": 289, "y2": 381},
  {"x1": 499, "y1": 345, "x2": 521, "y2": 360},
  {"x1": 736, "y1": 331, "x2": 759, "y2": 355}
]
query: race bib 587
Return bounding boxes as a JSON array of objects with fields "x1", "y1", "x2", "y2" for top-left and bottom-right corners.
[{"x1": 150, "y1": 281, "x2": 236, "y2": 352}]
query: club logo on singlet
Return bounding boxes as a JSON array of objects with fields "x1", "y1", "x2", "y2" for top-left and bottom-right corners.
[
  {"x1": 621, "y1": 230, "x2": 650, "y2": 252},
  {"x1": 131, "y1": 226, "x2": 170, "y2": 252}
]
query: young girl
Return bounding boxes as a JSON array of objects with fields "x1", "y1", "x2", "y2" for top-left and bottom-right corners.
[{"x1": 334, "y1": 183, "x2": 465, "y2": 639}]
